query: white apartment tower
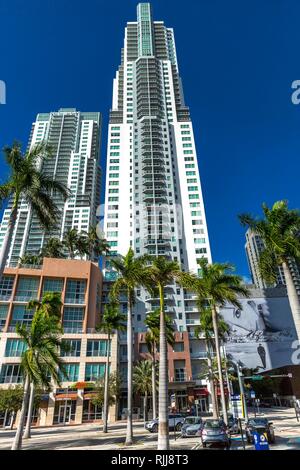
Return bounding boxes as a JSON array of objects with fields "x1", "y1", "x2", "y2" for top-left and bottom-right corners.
[
  {"x1": 0, "y1": 108, "x2": 101, "y2": 265},
  {"x1": 104, "y1": 3, "x2": 212, "y2": 337},
  {"x1": 245, "y1": 228, "x2": 300, "y2": 295}
]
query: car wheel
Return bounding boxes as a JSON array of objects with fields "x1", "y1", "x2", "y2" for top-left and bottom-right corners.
[{"x1": 152, "y1": 424, "x2": 158, "y2": 433}]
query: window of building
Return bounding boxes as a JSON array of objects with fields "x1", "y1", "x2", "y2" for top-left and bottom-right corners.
[
  {"x1": 85, "y1": 363, "x2": 106, "y2": 382},
  {"x1": 63, "y1": 307, "x2": 84, "y2": 333},
  {"x1": 194, "y1": 238, "x2": 206, "y2": 244},
  {"x1": 0, "y1": 304, "x2": 8, "y2": 330},
  {"x1": 173, "y1": 342, "x2": 184, "y2": 353},
  {"x1": 5, "y1": 339, "x2": 27, "y2": 357},
  {"x1": 196, "y1": 248, "x2": 207, "y2": 254},
  {"x1": 42, "y1": 278, "x2": 63, "y2": 294},
  {"x1": 61, "y1": 339, "x2": 81, "y2": 357},
  {"x1": 59, "y1": 363, "x2": 79, "y2": 382},
  {"x1": 0, "y1": 364, "x2": 22, "y2": 384},
  {"x1": 65, "y1": 280, "x2": 86, "y2": 304},
  {"x1": 86, "y1": 340, "x2": 111, "y2": 357},
  {"x1": 15, "y1": 277, "x2": 39, "y2": 301},
  {"x1": 0, "y1": 276, "x2": 14, "y2": 299},
  {"x1": 10, "y1": 305, "x2": 34, "y2": 330}
]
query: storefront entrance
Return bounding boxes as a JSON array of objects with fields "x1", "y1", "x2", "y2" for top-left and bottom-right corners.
[
  {"x1": 58, "y1": 404, "x2": 71, "y2": 424},
  {"x1": 198, "y1": 397, "x2": 208, "y2": 413},
  {"x1": 53, "y1": 400, "x2": 76, "y2": 425}
]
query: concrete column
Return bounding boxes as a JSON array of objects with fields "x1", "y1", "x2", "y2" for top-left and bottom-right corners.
[
  {"x1": 45, "y1": 393, "x2": 55, "y2": 426},
  {"x1": 108, "y1": 403, "x2": 117, "y2": 423},
  {"x1": 38, "y1": 403, "x2": 48, "y2": 427},
  {"x1": 75, "y1": 394, "x2": 83, "y2": 424}
]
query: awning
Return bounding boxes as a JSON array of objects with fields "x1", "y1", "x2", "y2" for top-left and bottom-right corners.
[
  {"x1": 55, "y1": 394, "x2": 78, "y2": 401},
  {"x1": 194, "y1": 387, "x2": 209, "y2": 397}
]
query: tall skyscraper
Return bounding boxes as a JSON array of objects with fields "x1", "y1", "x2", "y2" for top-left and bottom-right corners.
[
  {"x1": 0, "y1": 108, "x2": 102, "y2": 265},
  {"x1": 103, "y1": 3, "x2": 212, "y2": 338},
  {"x1": 245, "y1": 228, "x2": 300, "y2": 295}
]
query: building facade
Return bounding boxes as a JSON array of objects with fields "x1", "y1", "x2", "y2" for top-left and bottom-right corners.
[
  {"x1": 103, "y1": 2, "x2": 211, "y2": 324},
  {"x1": 245, "y1": 229, "x2": 300, "y2": 294},
  {"x1": 0, "y1": 108, "x2": 102, "y2": 266},
  {"x1": 0, "y1": 258, "x2": 118, "y2": 428}
]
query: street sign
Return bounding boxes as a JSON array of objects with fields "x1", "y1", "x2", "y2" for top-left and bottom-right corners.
[
  {"x1": 250, "y1": 391, "x2": 256, "y2": 399},
  {"x1": 194, "y1": 400, "x2": 199, "y2": 405},
  {"x1": 253, "y1": 432, "x2": 270, "y2": 451}
]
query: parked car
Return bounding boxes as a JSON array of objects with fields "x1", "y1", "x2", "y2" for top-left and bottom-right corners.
[
  {"x1": 200, "y1": 419, "x2": 231, "y2": 449},
  {"x1": 245, "y1": 418, "x2": 275, "y2": 444},
  {"x1": 181, "y1": 417, "x2": 203, "y2": 437},
  {"x1": 145, "y1": 414, "x2": 185, "y2": 433}
]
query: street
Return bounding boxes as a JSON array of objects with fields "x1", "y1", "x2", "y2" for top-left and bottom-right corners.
[{"x1": 0, "y1": 407, "x2": 299, "y2": 451}]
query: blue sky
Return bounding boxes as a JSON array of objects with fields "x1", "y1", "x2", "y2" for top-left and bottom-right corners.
[{"x1": 0, "y1": 0, "x2": 300, "y2": 279}]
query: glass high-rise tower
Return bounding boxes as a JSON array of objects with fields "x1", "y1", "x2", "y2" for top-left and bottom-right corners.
[
  {"x1": 103, "y1": 3, "x2": 212, "y2": 337},
  {"x1": 0, "y1": 108, "x2": 102, "y2": 265}
]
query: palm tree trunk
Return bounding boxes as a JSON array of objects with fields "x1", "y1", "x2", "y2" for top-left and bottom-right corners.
[
  {"x1": 125, "y1": 294, "x2": 133, "y2": 446},
  {"x1": 0, "y1": 206, "x2": 18, "y2": 279},
  {"x1": 11, "y1": 375, "x2": 30, "y2": 450},
  {"x1": 151, "y1": 343, "x2": 157, "y2": 420},
  {"x1": 102, "y1": 332, "x2": 110, "y2": 433},
  {"x1": 211, "y1": 306, "x2": 228, "y2": 425},
  {"x1": 157, "y1": 283, "x2": 169, "y2": 450},
  {"x1": 143, "y1": 394, "x2": 147, "y2": 425},
  {"x1": 23, "y1": 382, "x2": 34, "y2": 439},
  {"x1": 145, "y1": 391, "x2": 148, "y2": 423},
  {"x1": 206, "y1": 339, "x2": 218, "y2": 418},
  {"x1": 282, "y1": 261, "x2": 300, "y2": 340}
]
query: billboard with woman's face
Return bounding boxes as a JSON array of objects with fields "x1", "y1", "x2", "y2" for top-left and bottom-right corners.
[{"x1": 220, "y1": 291, "x2": 298, "y2": 371}]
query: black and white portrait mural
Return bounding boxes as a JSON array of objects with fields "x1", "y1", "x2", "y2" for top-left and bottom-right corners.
[{"x1": 220, "y1": 292, "x2": 298, "y2": 371}]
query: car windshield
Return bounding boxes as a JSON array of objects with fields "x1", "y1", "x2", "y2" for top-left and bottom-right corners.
[
  {"x1": 205, "y1": 420, "x2": 222, "y2": 429},
  {"x1": 249, "y1": 419, "x2": 268, "y2": 426},
  {"x1": 185, "y1": 417, "x2": 201, "y2": 424}
]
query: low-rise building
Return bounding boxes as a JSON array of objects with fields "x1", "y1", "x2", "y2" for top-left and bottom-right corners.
[{"x1": 0, "y1": 258, "x2": 118, "y2": 428}]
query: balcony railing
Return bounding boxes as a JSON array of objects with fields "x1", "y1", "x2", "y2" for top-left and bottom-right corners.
[
  {"x1": 14, "y1": 295, "x2": 38, "y2": 302},
  {"x1": 0, "y1": 294, "x2": 12, "y2": 301},
  {"x1": 0, "y1": 376, "x2": 23, "y2": 384},
  {"x1": 190, "y1": 352, "x2": 217, "y2": 359},
  {"x1": 173, "y1": 370, "x2": 188, "y2": 382}
]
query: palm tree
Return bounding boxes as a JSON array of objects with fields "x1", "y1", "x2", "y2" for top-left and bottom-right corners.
[
  {"x1": 145, "y1": 309, "x2": 175, "y2": 420},
  {"x1": 63, "y1": 228, "x2": 79, "y2": 259},
  {"x1": 85, "y1": 226, "x2": 110, "y2": 260},
  {"x1": 23, "y1": 292, "x2": 63, "y2": 439},
  {"x1": 11, "y1": 312, "x2": 65, "y2": 450},
  {"x1": 19, "y1": 253, "x2": 42, "y2": 267},
  {"x1": 97, "y1": 303, "x2": 126, "y2": 433},
  {"x1": 0, "y1": 142, "x2": 69, "y2": 277},
  {"x1": 110, "y1": 248, "x2": 148, "y2": 446},
  {"x1": 239, "y1": 200, "x2": 300, "y2": 340},
  {"x1": 183, "y1": 258, "x2": 249, "y2": 425},
  {"x1": 144, "y1": 257, "x2": 185, "y2": 450},
  {"x1": 133, "y1": 361, "x2": 153, "y2": 424},
  {"x1": 41, "y1": 237, "x2": 65, "y2": 259},
  {"x1": 195, "y1": 308, "x2": 229, "y2": 418}
]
